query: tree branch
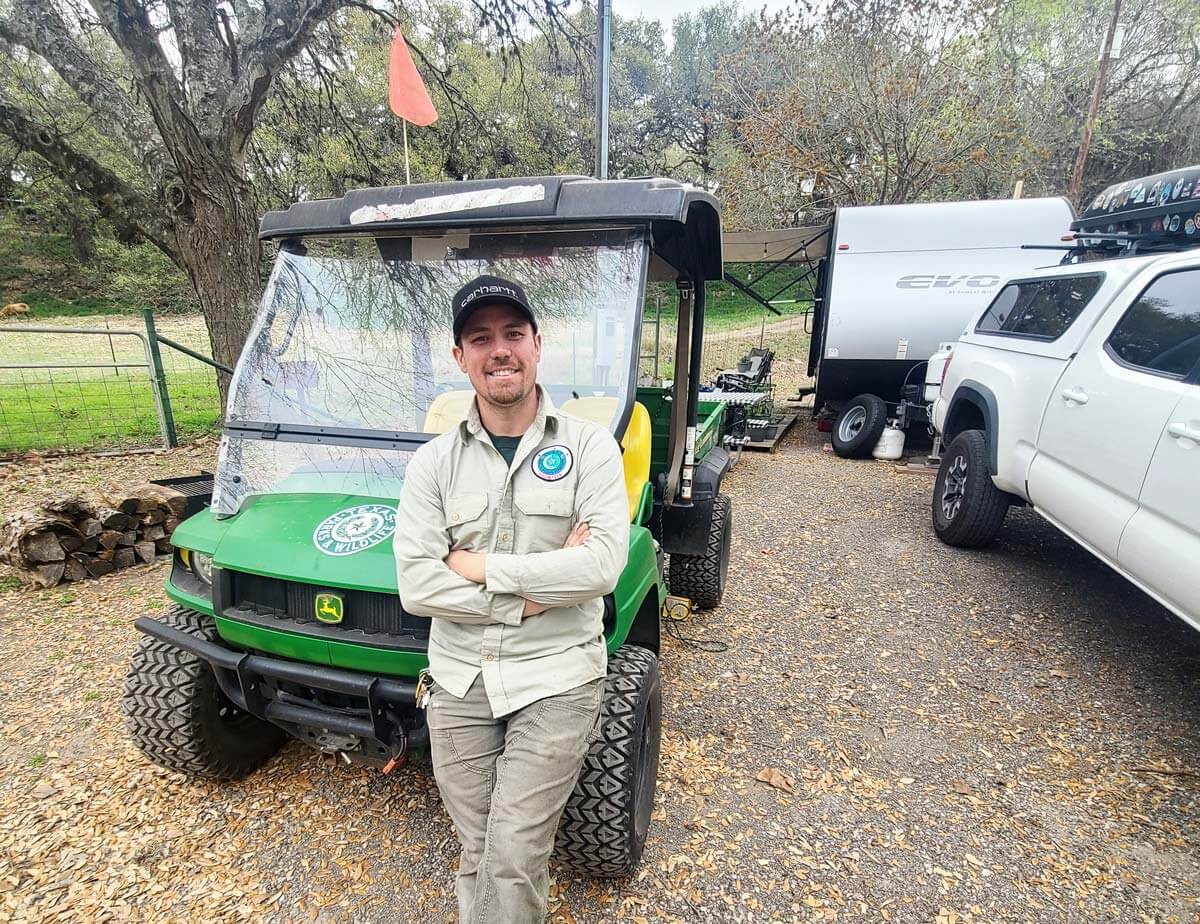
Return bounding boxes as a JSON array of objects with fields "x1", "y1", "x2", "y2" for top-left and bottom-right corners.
[
  {"x1": 87, "y1": 0, "x2": 207, "y2": 159},
  {"x1": 0, "y1": 0, "x2": 156, "y2": 157},
  {"x1": 225, "y1": 0, "x2": 349, "y2": 155},
  {"x1": 0, "y1": 96, "x2": 174, "y2": 256},
  {"x1": 165, "y1": 0, "x2": 229, "y2": 130}
]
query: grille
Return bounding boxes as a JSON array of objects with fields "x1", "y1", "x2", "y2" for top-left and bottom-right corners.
[{"x1": 228, "y1": 571, "x2": 430, "y2": 640}]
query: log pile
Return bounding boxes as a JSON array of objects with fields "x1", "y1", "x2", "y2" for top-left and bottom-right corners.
[{"x1": 0, "y1": 484, "x2": 186, "y2": 587}]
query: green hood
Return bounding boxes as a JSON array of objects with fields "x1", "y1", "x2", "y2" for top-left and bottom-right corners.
[{"x1": 183, "y1": 488, "x2": 404, "y2": 595}]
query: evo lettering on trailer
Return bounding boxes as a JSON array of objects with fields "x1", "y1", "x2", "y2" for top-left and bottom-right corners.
[
  {"x1": 313, "y1": 504, "x2": 398, "y2": 556},
  {"x1": 895, "y1": 275, "x2": 1002, "y2": 290}
]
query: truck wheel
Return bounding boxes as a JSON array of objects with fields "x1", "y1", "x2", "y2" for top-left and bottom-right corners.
[
  {"x1": 932, "y1": 429, "x2": 1010, "y2": 547},
  {"x1": 123, "y1": 604, "x2": 285, "y2": 780},
  {"x1": 832, "y1": 393, "x2": 888, "y2": 458},
  {"x1": 556, "y1": 645, "x2": 662, "y2": 878},
  {"x1": 667, "y1": 493, "x2": 732, "y2": 610}
]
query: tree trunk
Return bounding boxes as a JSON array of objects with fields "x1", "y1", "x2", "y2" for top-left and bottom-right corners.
[
  {"x1": 67, "y1": 211, "x2": 96, "y2": 264},
  {"x1": 170, "y1": 168, "x2": 263, "y2": 412}
]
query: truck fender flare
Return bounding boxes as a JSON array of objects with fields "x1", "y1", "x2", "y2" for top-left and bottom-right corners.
[{"x1": 945, "y1": 380, "x2": 999, "y2": 476}]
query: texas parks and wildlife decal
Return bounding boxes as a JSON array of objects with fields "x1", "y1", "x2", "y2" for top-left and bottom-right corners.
[
  {"x1": 313, "y1": 504, "x2": 397, "y2": 556},
  {"x1": 532, "y1": 445, "x2": 574, "y2": 482}
]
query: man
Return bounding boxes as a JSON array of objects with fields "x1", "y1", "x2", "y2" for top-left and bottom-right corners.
[{"x1": 393, "y1": 273, "x2": 630, "y2": 924}]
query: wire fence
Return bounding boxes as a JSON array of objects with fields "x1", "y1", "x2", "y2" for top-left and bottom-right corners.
[
  {"x1": 0, "y1": 284, "x2": 814, "y2": 457},
  {"x1": 0, "y1": 314, "x2": 224, "y2": 455}
]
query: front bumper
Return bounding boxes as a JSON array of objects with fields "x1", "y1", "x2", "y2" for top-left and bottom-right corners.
[{"x1": 135, "y1": 616, "x2": 423, "y2": 761}]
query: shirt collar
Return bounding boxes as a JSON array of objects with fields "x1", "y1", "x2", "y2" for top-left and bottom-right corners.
[{"x1": 460, "y1": 384, "x2": 558, "y2": 441}]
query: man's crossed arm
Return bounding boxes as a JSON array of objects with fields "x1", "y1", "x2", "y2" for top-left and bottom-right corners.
[
  {"x1": 394, "y1": 429, "x2": 628, "y2": 626},
  {"x1": 444, "y1": 521, "x2": 591, "y2": 618}
]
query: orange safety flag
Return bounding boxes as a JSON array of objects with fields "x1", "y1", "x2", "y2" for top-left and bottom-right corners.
[{"x1": 388, "y1": 27, "x2": 437, "y2": 126}]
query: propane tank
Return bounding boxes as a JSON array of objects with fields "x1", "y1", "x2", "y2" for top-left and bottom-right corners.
[
  {"x1": 924, "y1": 342, "x2": 956, "y2": 404},
  {"x1": 872, "y1": 423, "x2": 906, "y2": 461}
]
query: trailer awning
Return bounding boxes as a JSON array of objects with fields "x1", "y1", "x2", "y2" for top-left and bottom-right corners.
[
  {"x1": 722, "y1": 226, "x2": 831, "y2": 264},
  {"x1": 720, "y1": 225, "x2": 831, "y2": 315}
]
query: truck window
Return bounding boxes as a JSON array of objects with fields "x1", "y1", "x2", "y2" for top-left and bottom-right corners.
[
  {"x1": 1106, "y1": 269, "x2": 1200, "y2": 379},
  {"x1": 975, "y1": 275, "x2": 1102, "y2": 341}
]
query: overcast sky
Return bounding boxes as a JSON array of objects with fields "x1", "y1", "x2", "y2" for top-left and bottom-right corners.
[{"x1": 610, "y1": 0, "x2": 794, "y2": 34}]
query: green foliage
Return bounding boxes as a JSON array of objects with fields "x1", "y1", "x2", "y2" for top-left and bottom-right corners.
[{"x1": 0, "y1": 212, "x2": 194, "y2": 315}]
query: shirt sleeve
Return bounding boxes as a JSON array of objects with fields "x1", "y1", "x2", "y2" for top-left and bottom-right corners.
[
  {"x1": 485, "y1": 426, "x2": 630, "y2": 607},
  {"x1": 394, "y1": 447, "x2": 526, "y2": 627}
]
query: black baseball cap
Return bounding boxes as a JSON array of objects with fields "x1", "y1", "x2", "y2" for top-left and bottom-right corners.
[{"x1": 451, "y1": 274, "x2": 537, "y2": 342}]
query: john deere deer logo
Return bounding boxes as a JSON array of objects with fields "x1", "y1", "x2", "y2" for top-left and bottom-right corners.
[{"x1": 315, "y1": 593, "x2": 344, "y2": 624}]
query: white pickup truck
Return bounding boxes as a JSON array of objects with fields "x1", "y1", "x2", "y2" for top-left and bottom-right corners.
[{"x1": 931, "y1": 218, "x2": 1200, "y2": 630}]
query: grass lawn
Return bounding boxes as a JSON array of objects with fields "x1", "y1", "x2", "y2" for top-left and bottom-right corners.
[
  {"x1": 0, "y1": 314, "x2": 221, "y2": 453},
  {"x1": 0, "y1": 368, "x2": 220, "y2": 453},
  {"x1": 5, "y1": 291, "x2": 145, "y2": 319}
]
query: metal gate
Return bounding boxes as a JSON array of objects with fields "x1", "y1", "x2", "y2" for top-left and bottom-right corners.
[{"x1": 0, "y1": 310, "x2": 229, "y2": 456}]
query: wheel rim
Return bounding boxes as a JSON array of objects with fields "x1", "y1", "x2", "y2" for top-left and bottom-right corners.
[
  {"x1": 837, "y1": 405, "x2": 867, "y2": 443},
  {"x1": 941, "y1": 454, "x2": 968, "y2": 521}
]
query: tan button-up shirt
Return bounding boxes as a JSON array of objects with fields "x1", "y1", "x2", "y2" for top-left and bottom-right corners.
[{"x1": 393, "y1": 387, "x2": 629, "y2": 717}]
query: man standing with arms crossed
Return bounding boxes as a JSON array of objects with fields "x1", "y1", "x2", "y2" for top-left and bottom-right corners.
[{"x1": 393, "y1": 274, "x2": 629, "y2": 923}]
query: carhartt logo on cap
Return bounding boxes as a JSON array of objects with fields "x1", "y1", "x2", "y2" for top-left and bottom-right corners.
[{"x1": 460, "y1": 283, "x2": 520, "y2": 309}]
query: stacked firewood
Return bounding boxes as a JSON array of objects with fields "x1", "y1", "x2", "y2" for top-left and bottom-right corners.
[{"x1": 0, "y1": 484, "x2": 187, "y2": 588}]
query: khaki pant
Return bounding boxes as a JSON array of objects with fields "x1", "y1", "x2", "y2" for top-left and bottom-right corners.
[{"x1": 426, "y1": 675, "x2": 603, "y2": 924}]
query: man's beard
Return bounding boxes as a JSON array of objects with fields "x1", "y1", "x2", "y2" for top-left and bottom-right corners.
[{"x1": 479, "y1": 368, "x2": 533, "y2": 408}]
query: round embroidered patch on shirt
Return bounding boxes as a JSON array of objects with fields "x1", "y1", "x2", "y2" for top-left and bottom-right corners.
[
  {"x1": 313, "y1": 504, "x2": 397, "y2": 556},
  {"x1": 532, "y1": 445, "x2": 573, "y2": 482}
]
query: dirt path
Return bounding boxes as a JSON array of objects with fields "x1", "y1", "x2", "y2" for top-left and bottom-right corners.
[
  {"x1": 1, "y1": 423, "x2": 1197, "y2": 922},
  {"x1": 703, "y1": 314, "x2": 807, "y2": 345}
]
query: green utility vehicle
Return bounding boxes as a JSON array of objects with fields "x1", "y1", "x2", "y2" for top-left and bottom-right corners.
[{"x1": 123, "y1": 176, "x2": 734, "y2": 876}]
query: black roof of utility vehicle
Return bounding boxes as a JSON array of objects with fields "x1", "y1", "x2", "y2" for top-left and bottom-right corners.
[{"x1": 259, "y1": 175, "x2": 724, "y2": 280}]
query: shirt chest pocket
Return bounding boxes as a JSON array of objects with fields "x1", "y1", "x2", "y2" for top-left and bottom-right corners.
[
  {"x1": 513, "y1": 487, "x2": 575, "y2": 552},
  {"x1": 446, "y1": 492, "x2": 490, "y2": 550}
]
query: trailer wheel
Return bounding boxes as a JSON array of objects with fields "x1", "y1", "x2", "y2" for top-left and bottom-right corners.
[
  {"x1": 123, "y1": 605, "x2": 286, "y2": 780},
  {"x1": 832, "y1": 393, "x2": 888, "y2": 458},
  {"x1": 555, "y1": 645, "x2": 661, "y2": 878},
  {"x1": 667, "y1": 493, "x2": 732, "y2": 610},
  {"x1": 932, "y1": 429, "x2": 1010, "y2": 547}
]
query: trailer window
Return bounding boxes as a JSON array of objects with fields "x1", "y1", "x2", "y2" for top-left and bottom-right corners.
[{"x1": 975, "y1": 275, "x2": 1102, "y2": 341}]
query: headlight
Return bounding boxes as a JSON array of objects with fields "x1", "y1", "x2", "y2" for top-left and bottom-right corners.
[{"x1": 191, "y1": 552, "x2": 214, "y2": 585}]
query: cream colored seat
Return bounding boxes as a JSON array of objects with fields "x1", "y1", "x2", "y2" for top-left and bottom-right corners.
[{"x1": 422, "y1": 389, "x2": 476, "y2": 434}]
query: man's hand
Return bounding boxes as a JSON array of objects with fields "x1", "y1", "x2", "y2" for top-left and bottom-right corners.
[
  {"x1": 444, "y1": 549, "x2": 486, "y2": 584},
  {"x1": 522, "y1": 599, "x2": 550, "y2": 618},
  {"x1": 563, "y1": 520, "x2": 590, "y2": 548}
]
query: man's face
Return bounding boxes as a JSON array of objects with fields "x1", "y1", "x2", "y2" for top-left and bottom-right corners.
[{"x1": 452, "y1": 302, "x2": 541, "y2": 409}]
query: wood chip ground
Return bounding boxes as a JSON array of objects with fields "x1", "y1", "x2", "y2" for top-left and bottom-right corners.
[{"x1": 1, "y1": 423, "x2": 1197, "y2": 922}]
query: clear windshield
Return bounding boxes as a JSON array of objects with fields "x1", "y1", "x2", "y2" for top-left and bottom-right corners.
[{"x1": 213, "y1": 227, "x2": 648, "y2": 515}]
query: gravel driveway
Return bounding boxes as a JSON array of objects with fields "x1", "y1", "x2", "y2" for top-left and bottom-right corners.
[{"x1": 1, "y1": 421, "x2": 1197, "y2": 922}]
